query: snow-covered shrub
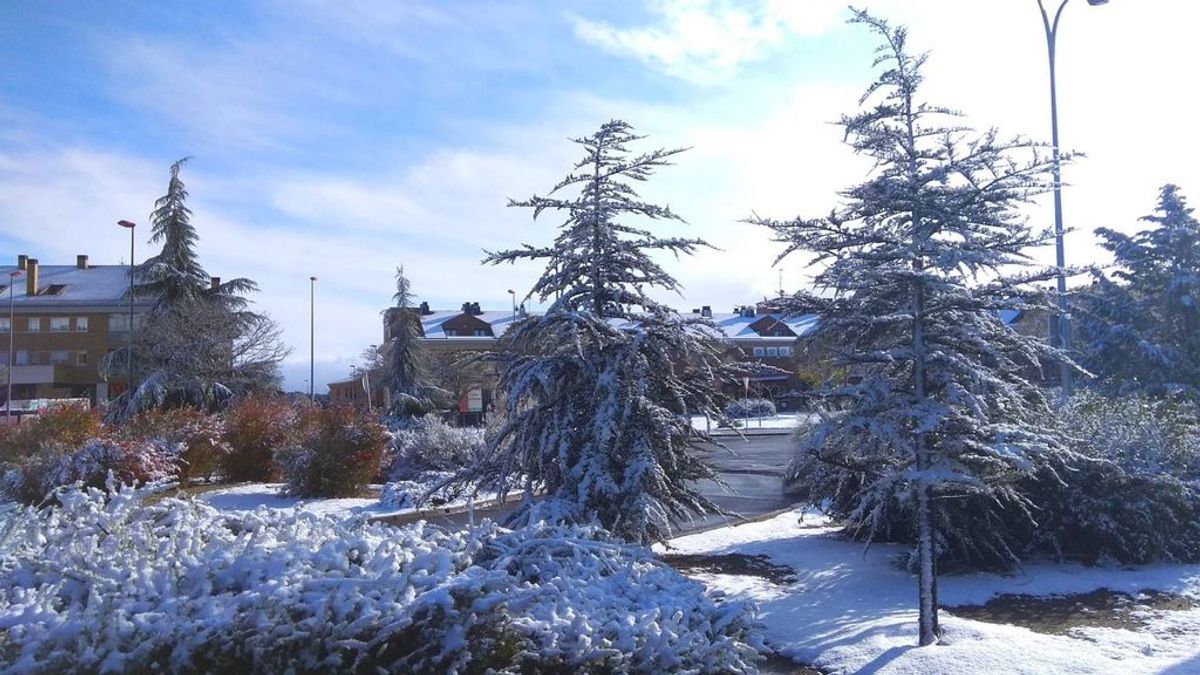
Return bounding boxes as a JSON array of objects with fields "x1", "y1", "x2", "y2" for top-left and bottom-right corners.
[
  {"x1": 787, "y1": 393, "x2": 1200, "y2": 569},
  {"x1": 277, "y1": 405, "x2": 387, "y2": 498},
  {"x1": 724, "y1": 398, "x2": 776, "y2": 419},
  {"x1": 379, "y1": 471, "x2": 470, "y2": 509},
  {"x1": 117, "y1": 407, "x2": 229, "y2": 483},
  {"x1": 0, "y1": 482, "x2": 764, "y2": 673},
  {"x1": 1019, "y1": 392, "x2": 1200, "y2": 564},
  {"x1": 0, "y1": 403, "x2": 102, "y2": 463},
  {"x1": 1, "y1": 439, "x2": 178, "y2": 505},
  {"x1": 384, "y1": 416, "x2": 486, "y2": 481},
  {"x1": 221, "y1": 396, "x2": 296, "y2": 482}
]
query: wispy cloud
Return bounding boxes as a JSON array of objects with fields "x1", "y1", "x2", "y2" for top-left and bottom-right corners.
[{"x1": 572, "y1": 0, "x2": 845, "y2": 84}]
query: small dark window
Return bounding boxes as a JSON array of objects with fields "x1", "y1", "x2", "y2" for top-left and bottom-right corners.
[{"x1": 39, "y1": 284, "x2": 67, "y2": 296}]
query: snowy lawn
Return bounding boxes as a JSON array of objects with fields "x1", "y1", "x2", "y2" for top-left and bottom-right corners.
[
  {"x1": 199, "y1": 482, "x2": 504, "y2": 521},
  {"x1": 661, "y1": 508, "x2": 1200, "y2": 674}
]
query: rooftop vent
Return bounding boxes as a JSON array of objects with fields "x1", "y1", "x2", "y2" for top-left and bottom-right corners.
[
  {"x1": 17, "y1": 255, "x2": 28, "y2": 271},
  {"x1": 76, "y1": 254, "x2": 89, "y2": 269}
]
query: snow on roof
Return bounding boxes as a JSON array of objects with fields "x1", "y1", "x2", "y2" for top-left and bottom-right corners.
[
  {"x1": 417, "y1": 308, "x2": 819, "y2": 341},
  {"x1": 0, "y1": 264, "x2": 151, "y2": 308}
]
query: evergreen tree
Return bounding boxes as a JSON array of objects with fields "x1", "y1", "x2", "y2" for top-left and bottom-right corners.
[
  {"x1": 102, "y1": 158, "x2": 287, "y2": 418},
  {"x1": 475, "y1": 120, "x2": 736, "y2": 545},
  {"x1": 749, "y1": 11, "x2": 1068, "y2": 646},
  {"x1": 1078, "y1": 185, "x2": 1200, "y2": 396},
  {"x1": 382, "y1": 266, "x2": 435, "y2": 420},
  {"x1": 134, "y1": 158, "x2": 256, "y2": 312}
]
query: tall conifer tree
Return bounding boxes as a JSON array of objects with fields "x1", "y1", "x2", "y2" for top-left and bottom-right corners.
[{"x1": 749, "y1": 11, "x2": 1069, "y2": 645}]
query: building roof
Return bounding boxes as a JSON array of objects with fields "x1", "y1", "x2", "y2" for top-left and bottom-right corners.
[
  {"x1": 416, "y1": 307, "x2": 820, "y2": 341},
  {"x1": 0, "y1": 264, "x2": 151, "y2": 310}
]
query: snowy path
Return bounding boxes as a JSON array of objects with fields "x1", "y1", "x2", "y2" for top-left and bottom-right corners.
[
  {"x1": 662, "y1": 509, "x2": 1200, "y2": 674},
  {"x1": 198, "y1": 483, "x2": 503, "y2": 522}
]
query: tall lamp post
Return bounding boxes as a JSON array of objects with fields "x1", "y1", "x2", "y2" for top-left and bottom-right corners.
[
  {"x1": 309, "y1": 276, "x2": 317, "y2": 402},
  {"x1": 117, "y1": 220, "x2": 137, "y2": 399},
  {"x1": 1037, "y1": 0, "x2": 1108, "y2": 396},
  {"x1": 6, "y1": 270, "x2": 21, "y2": 417}
]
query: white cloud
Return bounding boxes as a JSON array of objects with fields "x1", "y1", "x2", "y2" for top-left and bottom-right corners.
[{"x1": 572, "y1": 0, "x2": 846, "y2": 84}]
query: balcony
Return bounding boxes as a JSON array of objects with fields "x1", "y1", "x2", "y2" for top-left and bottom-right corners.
[{"x1": 0, "y1": 365, "x2": 56, "y2": 384}]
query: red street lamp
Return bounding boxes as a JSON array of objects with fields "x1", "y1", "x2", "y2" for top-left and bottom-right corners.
[
  {"x1": 117, "y1": 220, "x2": 137, "y2": 399},
  {"x1": 6, "y1": 270, "x2": 22, "y2": 416}
]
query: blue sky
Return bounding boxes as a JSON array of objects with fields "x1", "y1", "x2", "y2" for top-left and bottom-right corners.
[{"x1": 2, "y1": 1, "x2": 1197, "y2": 391}]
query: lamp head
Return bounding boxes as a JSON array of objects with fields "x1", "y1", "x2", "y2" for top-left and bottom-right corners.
[
  {"x1": 117, "y1": 219, "x2": 136, "y2": 228},
  {"x1": 1086, "y1": 0, "x2": 1109, "y2": 5}
]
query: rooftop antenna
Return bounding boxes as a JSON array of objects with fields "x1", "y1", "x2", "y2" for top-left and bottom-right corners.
[{"x1": 778, "y1": 269, "x2": 785, "y2": 300}]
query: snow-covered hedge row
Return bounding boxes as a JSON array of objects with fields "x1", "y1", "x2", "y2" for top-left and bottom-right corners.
[
  {"x1": 0, "y1": 481, "x2": 764, "y2": 673},
  {"x1": 1, "y1": 439, "x2": 179, "y2": 505},
  {"x1": 724, "y1": 399, "x2": 776, "y2": 419}
]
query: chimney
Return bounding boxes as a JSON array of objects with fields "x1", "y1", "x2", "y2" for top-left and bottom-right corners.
[
  {"x1": 471, "y1": 302, "x2": 482, "y2": 315},
  {"x1": 461, "y1": 301, "x2": 472, "y2": 315},
  {"x1": 26, "y1": 259, "x2": 38, "y2": 296},
  {"x1": 16, "y1": 255, "x2": 27, "y2": 271},
  {"x1": 418, "y1": 301, "x2": 431, "y2": 315},
  {"x1": 701, "y1": 305, "x2": 712, "y2": 318},
  {"x1": 210, "y1": 276, "x2": 221, "y2": 290},
  {"x1": 76, "y1": 254, "x2": 89, "y2": 269},
  {"x1": 691, "y1": 308, "x2": 700, "y2": 314}
]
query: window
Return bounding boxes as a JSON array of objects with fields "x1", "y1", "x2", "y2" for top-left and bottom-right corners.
[
  {"x1": 752, "y1": 346, "x2": 765, "y2": 357},
  {"x1": 15, "y1": 350, "x2": 30, "y2": 366},
  {"x1": 50, "y1": 350, "x2": 70, "y2": 365},
  {"x1": 39, "y1": 284, "x2": 66, "y2": 296},
  {"x1": 766, "y1": 347, "x2": 779, "y2": 357},
  {"x1": 76, "y1": 317, "x2": 89, "y2": 332},
  {"x1": 50, "y1": 317, "x2": 70, "y2": 332},
  {"x1": 26, "y1": 318, "x2": 41, "y2": 332},
  {"x1": 76, "y1": 351, "x2": 88, "y2": 366},
  {"x1": 444, "y1": 329, "x2": 457, "y2": 337},
  {"x1": 779, "y1": 346, "x2": 792, "y2": 357},
  {"x1": 108, "y1": 314, "x2": 141, "y2": 332},
  {"x1": 473, "y1": 329, "x2": 487, "y2": 337},
  {"x1": 0, "y1": 318, "x2": 9, "y2": 333}
]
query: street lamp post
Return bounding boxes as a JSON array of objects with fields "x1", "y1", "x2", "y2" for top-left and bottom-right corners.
[
  {"x1": 118, "y1": 220, "x2": 137, "y2": 400},
  {"x1": 1037, "y1": 0, "x2": 1108, "y2": 396},
  {"x1": 6, "y1": 270, "x2": 21, "y2": 417},
  {"x1": 309, "y1": 276, "x2": 317, "y2": 402}
]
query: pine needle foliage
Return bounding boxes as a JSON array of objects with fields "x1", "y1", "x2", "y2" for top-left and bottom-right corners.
[
  {"x1": 1078, "y1": 185, "x2": 1200, "y2": 396},
  {"x1": 749, "y1": 10, "x2": 1071, "y2": 646},
  {"x1": 475, "y1": 120, "x2": 736, "y2": 545}
]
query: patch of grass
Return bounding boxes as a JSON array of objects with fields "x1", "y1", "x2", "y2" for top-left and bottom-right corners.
[{"x1": 946, "y1": 589, "x2": 1197, "y2": 635}]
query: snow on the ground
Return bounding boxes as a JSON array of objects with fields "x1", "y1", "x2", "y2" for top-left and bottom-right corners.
[
  {"x1": 199, "y1": 483, "x2": 498, "y2": 520},
  {"x1": 690, "y1": 412, "x2": 815, "y2": 432},
  {"x1": 661, "y1": 509, "x2": 1200, "y2": 674}
]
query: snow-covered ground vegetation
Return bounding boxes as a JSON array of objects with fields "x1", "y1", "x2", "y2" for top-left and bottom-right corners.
[
  {"x1": 724, "y1": 398, "x2": 777, "y2": 419},
  {"x1": 664, "y1": 509, "x2": 1200, "y2": 674},
  {"x1": 276, "y1": 405, "x2": 388, "y2": 498},
  {"x1": 0, "y1": 482, "x2": 764, "y2": 673}
]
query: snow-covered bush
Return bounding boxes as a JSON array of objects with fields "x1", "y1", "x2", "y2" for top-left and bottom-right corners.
[
  {"x1": 0, "y1": 482, "x2": 764, "y2": 673},
  {"x1": 221, "y1": 396, "x2": 297, "y2": 482},
  {"x1": 384, "y1": 416, "x2": 486, "y2": 481},
  {"x1": 277, "y1": 405, "x2": 387, "y2": 498},
  {"x1": 724, "y1": 398, "x2": 777, "y2": 419},
  {"x1": 1021, "y1": 392, "x2": 1200, "y2": 564},
  {"x1": 379, "y1": 471, "x2": 472, "y2": 509},
  {"x1": 116, "y1": 407, "x2": 230, "y2": 483},
  {"x1": 1, "y1": 439, "x2": 178, "y2": 505},
  {"x1": 0, "y1": 403, "x2": 102, "y2": 463}
]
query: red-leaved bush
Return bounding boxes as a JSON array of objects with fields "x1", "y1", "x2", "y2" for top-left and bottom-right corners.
[
  {"x1": 117, "y1": 408, "x2": 229, "y2": 484},
  {"x1": 221, "y1": 397, "x2": 297, "y2": 483},
  {"x1": 276, "y1": 405, "x2": 387, "y2": 498}
]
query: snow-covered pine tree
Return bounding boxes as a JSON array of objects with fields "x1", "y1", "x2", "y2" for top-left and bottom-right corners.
[
  {"x1": 382, "y1": 266, "x2": 436, "y2": 421},
  {"x1": 102, "y1": 158, "x2": 287, "y2": 418},
  {"x1": 133, "y1": 158, "x2": 257, "y2": 313},
  {"x1": 475, "y1": 120, "x2": 737, "y2": 545},
  {"x1": 749, "y1": 11, "x2": 1069, "y2": 646},
  {"x1": 1078, "y1": 185, "x2": 1200, "y2": 396}
]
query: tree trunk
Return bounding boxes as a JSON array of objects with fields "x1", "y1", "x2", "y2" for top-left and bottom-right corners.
[{"x1": 916, "y1": 478, "x2": 939, "y2": 646}]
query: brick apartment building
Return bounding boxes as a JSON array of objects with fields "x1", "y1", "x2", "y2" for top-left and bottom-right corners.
[{"x1": 1, "y1": 254, "x2": 152, "y2": 408}]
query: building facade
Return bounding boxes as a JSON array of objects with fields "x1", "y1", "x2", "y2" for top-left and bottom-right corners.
[{"x1": 1, "y1": 254, "x2": 151, "y2": 408}]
